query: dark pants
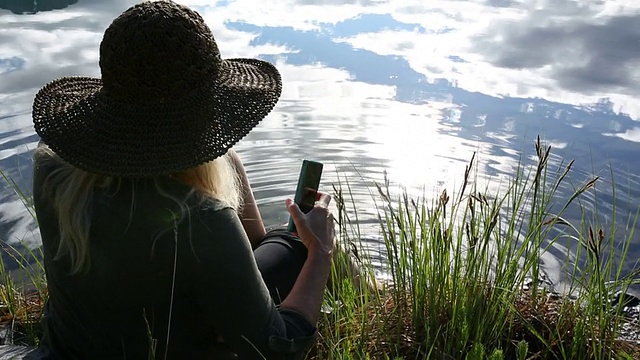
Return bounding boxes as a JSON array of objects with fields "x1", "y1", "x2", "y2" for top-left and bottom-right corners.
[{"x1": 253, "y1": 229, "x2": 308, "y2": 305}]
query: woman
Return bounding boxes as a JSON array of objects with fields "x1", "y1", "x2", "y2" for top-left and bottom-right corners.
[{"x1": 30, "y1": 1, "x2": 335, "y2": 359}]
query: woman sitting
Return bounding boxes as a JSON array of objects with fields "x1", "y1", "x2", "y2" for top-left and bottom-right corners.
[{"x1": 30, "y1": 1, "x2": 335, "y2": 359}]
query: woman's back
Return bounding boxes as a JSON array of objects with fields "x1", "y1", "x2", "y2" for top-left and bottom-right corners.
[{"x1": 34, "y1": 151, "x2": 278, "y2": 359}]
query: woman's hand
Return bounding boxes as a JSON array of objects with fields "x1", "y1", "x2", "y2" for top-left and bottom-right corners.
[
  {"x1": 281, "y1": 191, "x2": 335, "y2": 324},
  {"x1": 286, "y1": 191, "x2": 335, "y2": 258}
]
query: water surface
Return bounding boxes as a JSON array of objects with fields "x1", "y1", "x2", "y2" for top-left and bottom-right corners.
[{"x1": 1, "y1": 0, "x2": 640, "y2": 287}]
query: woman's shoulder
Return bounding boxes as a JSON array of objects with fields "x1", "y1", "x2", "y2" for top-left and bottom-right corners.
[
  {"x1": 188, "y1": 195, "x2": 239, "y2": 229},
  {"x1": 140, "y1": 176, "x2": 240, "y2": 233},
  {"x1": 33, "y1": 141, "x2": 61, "y2": 175},
  {"x1": 153, "y1": 176, "x2": 233, "y2": 213}
]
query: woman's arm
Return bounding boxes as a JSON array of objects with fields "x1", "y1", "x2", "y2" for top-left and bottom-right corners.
[
  {"x1": 279, "y1": 197, "x2": 334, "y2": 324},
  {"x1": 227, "y1": 149, "x2": 266, "y2": 247},
  {"x1": 191, "y1": 206, "x2": 324, "y2": 359}
]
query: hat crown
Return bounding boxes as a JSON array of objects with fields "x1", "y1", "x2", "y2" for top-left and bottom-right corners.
[{"x1": 99, "y1": 1, "x2": 221, "y2": 103}]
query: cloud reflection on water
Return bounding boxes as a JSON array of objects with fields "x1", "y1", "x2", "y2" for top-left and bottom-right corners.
[{"x1": 0, "y1": 0, "x2": 640, "y2": 285}]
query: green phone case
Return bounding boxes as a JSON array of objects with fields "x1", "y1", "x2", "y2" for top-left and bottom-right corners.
[{"x1": 287, "y1": 160, "x2": 324, "y2": 233}]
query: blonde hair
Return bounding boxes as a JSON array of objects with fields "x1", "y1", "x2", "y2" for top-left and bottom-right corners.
[{"x1": 35, "y1": 145, "x2": 242, "y2": 274}]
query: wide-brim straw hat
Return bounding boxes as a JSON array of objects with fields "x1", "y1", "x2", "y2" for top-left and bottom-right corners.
[{"x1": 32, "y1": 0, "x2": 282, "y2": 177}]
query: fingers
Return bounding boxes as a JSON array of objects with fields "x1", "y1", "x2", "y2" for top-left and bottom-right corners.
[
  {"x1": 315, "y1": 191, "x2": 332, "y2": 207},
  {"x1": 286, "y1": 198, "x2": 304, "y2": 222},
  {"x1": 327, "y1": 212, "x2": 336, "y2": 233},
  {"x1": 286, "y1": 191, "x2": 331, "y2": 228}
]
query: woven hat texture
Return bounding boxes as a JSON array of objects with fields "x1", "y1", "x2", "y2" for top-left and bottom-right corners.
[{"x1": 32, "y1": 0, "x2": 282, "y2": 177}]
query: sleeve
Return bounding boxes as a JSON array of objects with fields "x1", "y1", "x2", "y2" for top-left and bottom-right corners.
[{"x1": 188, "y1": 206, "x2": 317, "y2": 359}]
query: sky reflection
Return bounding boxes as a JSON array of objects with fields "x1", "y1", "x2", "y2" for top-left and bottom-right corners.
[{"x1": 1, "y1": 0, "x2": 640, "y2": 286}]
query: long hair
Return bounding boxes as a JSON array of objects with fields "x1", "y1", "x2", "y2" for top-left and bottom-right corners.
[{"x1": 35, "y1": 145, "x2": 242, "y2": 274}]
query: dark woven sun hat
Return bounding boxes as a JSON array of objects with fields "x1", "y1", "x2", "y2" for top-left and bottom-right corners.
[{"x1": 32, "y1": 0, "x2": 282, "y2": 177}]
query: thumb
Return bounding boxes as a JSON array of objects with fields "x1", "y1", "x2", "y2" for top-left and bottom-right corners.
[{"x1": 286, "y1": 198, "x2": 305, "y2": 223}]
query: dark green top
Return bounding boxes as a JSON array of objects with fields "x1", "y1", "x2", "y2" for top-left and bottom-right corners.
[{"x1": 32, "y1": 149, "x2": 315, "y2": 360}]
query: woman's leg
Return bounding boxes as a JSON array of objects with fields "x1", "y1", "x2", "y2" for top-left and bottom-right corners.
[{"x1": 253, "y1": 229, "x2": 308, "y2": 305}]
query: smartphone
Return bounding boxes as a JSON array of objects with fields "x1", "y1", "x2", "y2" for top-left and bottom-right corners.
[{"x1": 287, "y1": 160, "x2": 324, "y2": 233}]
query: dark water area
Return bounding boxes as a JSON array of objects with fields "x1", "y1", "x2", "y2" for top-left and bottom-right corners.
[
  {"x1": 1, "y1": 0, "x2": 640, "y2": 291},
  {"x1": 0, "y1": 0, "x2": 78, "y2": 14}
]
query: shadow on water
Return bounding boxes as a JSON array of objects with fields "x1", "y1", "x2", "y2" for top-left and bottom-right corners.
[{"x1": 0, "y1": 0, "x2": 79, "y2": 14}]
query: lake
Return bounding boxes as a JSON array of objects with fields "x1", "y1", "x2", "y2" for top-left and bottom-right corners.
[{"x1": 1, "y1": 0, "x2": 640, "y2": 289}]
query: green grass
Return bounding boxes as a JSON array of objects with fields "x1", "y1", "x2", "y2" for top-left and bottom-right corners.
[
  {"x1": 310, "y1": 136, "x2": 640, "y2": 359},
  {"x1": 1, "y1": 137, "x2": 640, "y2": 359},
  {"x1": 0, "y1": 169, "x2": 46, "y2": 347}
]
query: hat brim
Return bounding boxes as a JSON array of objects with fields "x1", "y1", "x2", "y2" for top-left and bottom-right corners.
[{"x1": 32, "y1": 58, "x2": 282, "y2": 177}]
